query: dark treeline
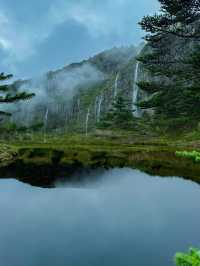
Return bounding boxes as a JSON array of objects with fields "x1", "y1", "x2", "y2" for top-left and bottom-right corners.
[{"x1": 137, "y1": 0, "x2": 200, "y2": 130}]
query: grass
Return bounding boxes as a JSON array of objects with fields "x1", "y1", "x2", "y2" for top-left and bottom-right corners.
[
  {"x1": 176, "y1": 150, "x2": 200, "y2": 163},
  {"x1": 1, "y1": 132, "x2": 200, "y2": 184}
]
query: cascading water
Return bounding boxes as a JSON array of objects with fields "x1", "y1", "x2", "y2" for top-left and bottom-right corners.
[
  {"x1": 44, "y1": 107, "x2": 49, "y2": 142},
  {"x1": 97, "y1": 95, "x2": 103, "y2": 122},
  {"x1": 85, "y1": 107, "x2": 90, "y2": 136},
  {"x1": 77, "y1": 99, "x2": 80, "y2": 113},
  {"x1": 44, "y1": 108, "x2": 49, "y2": 129},
  {"x1": 114, "y1": 73, "x2": 119, "y2": 98},
  {"x1": 94, "y1": 97, "x2": 98, "y2": 120},
  {"x1": 132, "y1": 62, "x2": 140, "y2": 117},
  {"x1": 77, "y1": 98, "x2": 81, "y2": 120}
]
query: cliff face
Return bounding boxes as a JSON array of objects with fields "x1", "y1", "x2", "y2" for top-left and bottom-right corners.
[
  {"x1": 63, "y1": 45, "x2": 152, "y2": 133},
  {"x1": 12, "y1": 45, "x2": 145, "y2": 133}
]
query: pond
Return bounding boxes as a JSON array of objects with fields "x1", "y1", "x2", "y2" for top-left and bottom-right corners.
[{"x1": 0, "y1": 168, "x2": 200, "y2": 266}]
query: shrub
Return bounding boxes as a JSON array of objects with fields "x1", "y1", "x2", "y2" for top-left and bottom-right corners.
[{"x1": 175, "y1": 248, "x2": 200, "y2": 266}]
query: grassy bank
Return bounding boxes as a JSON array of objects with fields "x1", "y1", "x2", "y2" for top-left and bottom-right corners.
[{"x1": 1, "y1": 132, "x2": 200, "y2": 186}]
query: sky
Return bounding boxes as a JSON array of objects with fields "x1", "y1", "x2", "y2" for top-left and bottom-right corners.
[{"x1": 0, "y1": 0, "x2": 159, "y2": 79}]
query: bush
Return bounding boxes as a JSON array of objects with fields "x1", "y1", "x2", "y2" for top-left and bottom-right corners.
[{"x1": 175, "y1": 248, "x2": 200, "y2": 266}]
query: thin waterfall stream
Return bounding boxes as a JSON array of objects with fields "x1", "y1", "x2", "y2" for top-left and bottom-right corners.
[
  {"x1": 44, "y1": 107, "x2": 49, "y2": 142},
  {"x1": 114, "y1": 73, "x2": 119, "y2": 98},
  {"x1": 132, "y1": 62, "x2": 140, "y2": 117},
  {"x1": 85, "y1": 107, "x2": 91, "y2": 136},
  {"x1": 97, "y1": 95, "x2": 103, "y2": 122}
]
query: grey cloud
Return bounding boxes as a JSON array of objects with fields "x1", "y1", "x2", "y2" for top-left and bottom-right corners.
[{"x1": 0, "y1": 0, "x2": 159, "y2": 77}]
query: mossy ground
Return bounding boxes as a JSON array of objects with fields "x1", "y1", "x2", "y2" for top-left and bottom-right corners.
[{"x1": 1, "y1": 131, "x2": 200, "y2": 186}]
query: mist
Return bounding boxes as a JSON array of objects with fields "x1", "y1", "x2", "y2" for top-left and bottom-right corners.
[{"x1": 6, "y1": 62, "x2": 105, "y2": 126}]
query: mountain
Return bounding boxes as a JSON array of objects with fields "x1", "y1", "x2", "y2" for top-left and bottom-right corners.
[
  {"x1": 8, "y1": 30, "x2": 198, "y2": 135},
  {"x1": 10, "y1": 45, "x2": 148, "y2": 133}
]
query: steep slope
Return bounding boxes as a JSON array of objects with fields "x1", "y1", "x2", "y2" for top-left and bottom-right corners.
[{"x1": 11, "y1": 45, "x2": 145, "y2": 133}]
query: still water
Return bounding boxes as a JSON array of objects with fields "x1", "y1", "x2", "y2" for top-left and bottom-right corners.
[{"x1": 0, "y1": 168, "x2": 200, "y2": 266}]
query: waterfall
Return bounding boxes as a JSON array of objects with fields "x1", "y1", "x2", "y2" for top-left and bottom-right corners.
[
  {"x1": 44, "y1": 108, "x2": 49, "y2": 129},
  {"x1": 132, "y1": 62, "x2": 140, "y2": 117},
  {"x1": 43, "y1": 108, "x2": 49, "y2": 142},
  {"x1": 77, "y1": 98, "x2": 81, "y2": 120},
  {"x1": 94, "y1": 97, "x2": 98, "y2": 120},
  {"x1": 97, "y1": 95, "x2": 103, "y2": 122},
  {"x1": 77, "y1": 99, "x2": 80, "y2": 112},
  {"x1": 114, "y1": 73, "x2": 119, "y2": 98},
  {"x1": 85, "y1": 107, "x2": 90, "y2": 136}
]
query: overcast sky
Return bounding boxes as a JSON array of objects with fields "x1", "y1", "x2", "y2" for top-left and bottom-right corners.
[{"x1": 0, "y1": 0, "x2": 159, "y2": 79}]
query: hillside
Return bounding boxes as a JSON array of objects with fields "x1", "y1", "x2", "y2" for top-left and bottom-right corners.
[
  {"x1": 4, "y1": 26, "x2": 200, "y2": 136},
  {"x1": 8, "y1": 45, "x2": 146, "y2": 134}
]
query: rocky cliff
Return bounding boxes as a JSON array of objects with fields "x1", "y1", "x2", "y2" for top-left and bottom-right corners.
[{"x1": 10, "y1": 45, "x2": 147, "y2": 133}]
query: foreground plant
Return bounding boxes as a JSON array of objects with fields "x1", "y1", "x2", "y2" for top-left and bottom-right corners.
[{"x1": 175, "y1": 248, "x2": 200, "y2": 266}]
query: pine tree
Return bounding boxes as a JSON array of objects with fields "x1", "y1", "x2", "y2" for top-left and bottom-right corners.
[
  {"x1": 137, "y1": 0, "x2": 200, "y2": 127},
  {"x1": 0, "y1": 72, "x2": 35, "y2": 118},
  {"x1": 98, "y1": 95, "x2": 134, "y2": 129},
  {"x1": 140, "y1": 0, "x2": 200, "y2": 41}
]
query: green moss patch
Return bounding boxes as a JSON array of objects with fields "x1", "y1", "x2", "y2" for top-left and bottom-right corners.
[{"x1": 176, "y1": 150, "x2": 200, "y2": 163}]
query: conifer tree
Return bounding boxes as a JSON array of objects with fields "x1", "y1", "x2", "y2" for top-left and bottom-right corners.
[
  {"x1": 137, "y1": 0, "x2": 200, "y2": 126},
  {"x1": 0, "y1": 72, "x2": 35, "y2": 118},
  {"x1": 140, "y1": 0, "x2": 200, "y2": 41},
  {"x1": 99, "y1": 95, "x2": 134, "y2": 129}
]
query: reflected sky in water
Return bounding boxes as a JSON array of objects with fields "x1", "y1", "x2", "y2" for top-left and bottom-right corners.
[{"x1": 0, "y1": 168, "x2": 200, "y2": 266}]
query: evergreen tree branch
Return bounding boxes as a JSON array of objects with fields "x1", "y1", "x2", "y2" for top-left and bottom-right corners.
[{"x1": 0, "y1": 92, "x2": 35, "y2": 103}]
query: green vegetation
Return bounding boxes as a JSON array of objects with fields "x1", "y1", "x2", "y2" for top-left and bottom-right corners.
[
  {"x1": 137, "y1": 0, "x2": 200, "y2": 129},
  {"x1": 175, "y1": 248, "x2": 200, "y2": 266},
  {"x1": 0, "y1": 72, "x2": 34, "y2": 117},
  {"x1": 98, "y1": 95, "x2": 135, "y2": 129},
  {"x1": 176, "y1": 151, "x2": 200, "y2": 163},
  {"x1": 0, "y1": 133, "x2": 200, "y2": 186}
]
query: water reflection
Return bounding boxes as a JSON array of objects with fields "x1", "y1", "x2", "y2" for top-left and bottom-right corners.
[{"x1": 0, "y1": 168, "x2": 200, "y2": 266}]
